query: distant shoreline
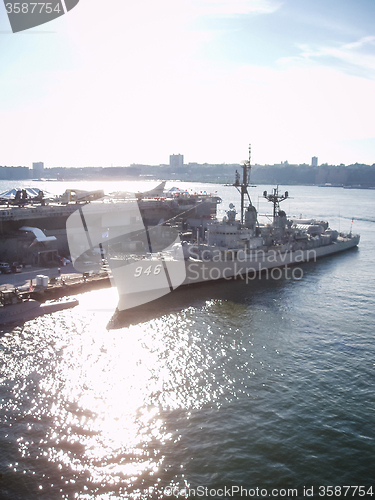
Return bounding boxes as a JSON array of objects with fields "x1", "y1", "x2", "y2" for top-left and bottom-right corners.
[{"x1": 1, "y1": 162, "x2": 375, "y2": 188}]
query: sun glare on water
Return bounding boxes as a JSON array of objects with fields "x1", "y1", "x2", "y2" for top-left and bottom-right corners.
[{"x1": 4, "y1": 288, "x2": 227, "y2": 497}]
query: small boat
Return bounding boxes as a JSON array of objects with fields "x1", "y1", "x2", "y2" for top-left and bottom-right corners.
[{"x1": 0, "y1": 289, "x2": 78, "y2": 326}]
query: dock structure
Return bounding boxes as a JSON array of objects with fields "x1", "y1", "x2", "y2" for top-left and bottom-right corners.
[
  {"x1": 0, "y1": 187, "x2": 221, "y2": 267},
  {"x1": 0, "y1": 263, "x2": 111, "y2": 302},
  {"x1": 30, "y1": 271, "x2": 111, "y2": 300}
]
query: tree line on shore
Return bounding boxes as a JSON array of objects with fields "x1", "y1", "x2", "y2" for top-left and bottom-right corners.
[{"x1": 1, "y1": 162, "x2": 375, "y2": 187}]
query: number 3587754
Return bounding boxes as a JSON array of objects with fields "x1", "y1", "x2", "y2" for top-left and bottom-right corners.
[{"x1": 5, "y1": 3, "x2": 62, "y2": 14}]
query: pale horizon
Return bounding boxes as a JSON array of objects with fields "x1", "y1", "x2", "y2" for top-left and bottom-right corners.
[{"x1": 0, "y1": 0, "x2": 374, "y2": 167}]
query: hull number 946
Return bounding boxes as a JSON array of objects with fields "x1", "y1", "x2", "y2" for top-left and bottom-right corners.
[{"x1": 134, "y1": 265, "x2": 162, "y2": 277}]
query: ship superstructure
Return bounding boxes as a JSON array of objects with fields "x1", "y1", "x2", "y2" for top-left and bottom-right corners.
[{"x1": 174, "y1": 147, "x2": 359, "y2": 269}]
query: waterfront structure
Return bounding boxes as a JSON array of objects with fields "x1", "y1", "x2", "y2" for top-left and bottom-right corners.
[{"x1": 0, "y1": 186, "x2": 220, "y2": 267}]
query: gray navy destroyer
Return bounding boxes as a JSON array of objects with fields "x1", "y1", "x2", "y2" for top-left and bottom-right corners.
[{"x1": 66, "y1": 146, "x2": 360, "y2": 312}]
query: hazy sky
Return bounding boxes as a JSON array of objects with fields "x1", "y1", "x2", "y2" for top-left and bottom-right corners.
[{"x1": 0, "y1": 0, "x2": 374, "y2": 167}]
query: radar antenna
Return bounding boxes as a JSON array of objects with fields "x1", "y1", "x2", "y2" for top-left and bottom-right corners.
[{"x1": 263, "y1": 186, "x2": 289, "y2": 221}]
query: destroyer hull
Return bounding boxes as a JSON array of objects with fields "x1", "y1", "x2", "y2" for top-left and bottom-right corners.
[
  {"x1": 115, "y1": 235, "x2": 359, "y2": 311},
  {"x1": 182, "y1": 235, "x2": 359, "y2": 284}
]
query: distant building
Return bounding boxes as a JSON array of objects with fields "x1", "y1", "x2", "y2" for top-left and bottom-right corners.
[
  {"x1": 311, "y1": 156, "x2": 318, "y2": 167},
  {"x1": 169, "y1": 154, "x2": 184, "y2": 169},
  {"x1": 0, "y1": 166, "x2": 29, "y2": 180},
  {"x1": 32, "y1": 162, "x2": 44, "y2": 178}
]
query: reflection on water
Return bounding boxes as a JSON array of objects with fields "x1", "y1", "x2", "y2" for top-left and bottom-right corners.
[
  {"x1": 1, "y1": 287, "x2": 257, "y2": 498},
  {"x1": 0, "y1": 235, "x2": 374, "y2": 498}
]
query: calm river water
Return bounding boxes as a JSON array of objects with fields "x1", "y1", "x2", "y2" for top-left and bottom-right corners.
[{"x1": 0, "y1": 180, "x2": 374, "y2": 499}]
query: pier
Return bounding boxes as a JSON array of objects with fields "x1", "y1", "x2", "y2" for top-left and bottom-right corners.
[{"x1": 0, "y1": 263, "x2": 111, "y2": 301}]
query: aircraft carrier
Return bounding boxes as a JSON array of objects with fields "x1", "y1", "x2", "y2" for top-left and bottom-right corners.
[{"x1": 0, "y1": 185, "x2": 221, "y2": 267}]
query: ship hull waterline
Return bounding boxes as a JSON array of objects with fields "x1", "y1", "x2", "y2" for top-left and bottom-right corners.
[{"x1": 114, "y1": 235, "x2": 360, "y2": 312}]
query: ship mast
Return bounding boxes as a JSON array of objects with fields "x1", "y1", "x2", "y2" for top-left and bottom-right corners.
[
  {"x1": 263, "y1": 186, "x2": 289, "y2": 221},
  {"x1": 234, "y1": 144, "x2": 252, "y2": 224}
]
